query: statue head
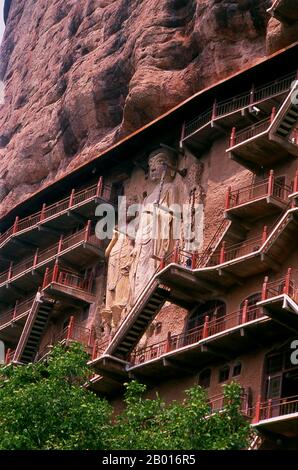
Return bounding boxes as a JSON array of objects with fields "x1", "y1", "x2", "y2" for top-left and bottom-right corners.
[{"x1": 148, "y1": 148, "x2": 176, "y2": 182}]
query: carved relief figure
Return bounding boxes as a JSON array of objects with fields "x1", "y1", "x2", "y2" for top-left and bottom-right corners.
[
  {"x1": 103, "y1": 195, "x2": 138, "y2": 332},
  {"x1": 129, "y1": 148, "x2": 179, "y2": 305}
]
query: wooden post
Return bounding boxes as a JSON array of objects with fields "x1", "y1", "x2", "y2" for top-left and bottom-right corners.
[
  {"x1": 92, "y1": 340, "x2": 98, "y2": 360},
  {"x1": 5, "y1": 348, "x2": 12, "y2": 365},
  {"x1": 270, "y1": 106, "x2": 276, "y2": 123},
  {"x1": 203, "y1": 316, "x2": 209, "y2": 339},
  {"x1": 267, "y1": 170, "x2": 274, "y2": 196},
  {"x1": 68, "y1": 189, "x2": 75, "y2": 208},
  {"x1": 166, "y1": 332, "x2": 172, "y2": 352},
  {"x1": 40, "y1": 203, "x2": 46, "y2": 222},
  {"x1": 180, "y1": 121, "x2": 186, "y2": 143},
  {"x1": 225, "y1": 186, "x2": 231, "y2": 210},
  {"x1": 212, "y1": 99, "x2": 217, "y2": 121},
  {"x1": 219, "y1": 242, "x2": 226, "y2": 264},
  {"x1": 262, "y1": 225, "x2": 268, "y2": 244},
  {"x1": 13, "y1": 216, "x2": 19, "y2": 234},
  {"x1": 249, "y1": 83, "x2": 255, "y2": 109},
  {"x1": 294, "y1": 169, "x2": 298, "y2": 193},
  {"x1": 96, "y1": 177, "x2": 103, "y2": 198},
  {"x1": 268, "y1": 399, "x2": 272, "y2": 419},
  {"x1": 172, "y1": 243, "x2": 179, "y2": 264},
  {"x1": 160, "y1": 257, "x2": 165, "y2": 270},
  {"x1": 241, "y1": 299, "x2": 248, "y2": 324},
  {"x1": 33, "y1": 248, "x2": 39, "y2": 268},
  {"x1": 58, "y1": 234, "x2": 63, "y2": 254},
  {"x1": 7, "y1": 261, "x2": 13, "y2": 281},
  {"x1": 88, "y1": 328, "x2": 94, "y2": 348},
  {"x1": 52, "y1": 262, "x2": 59, "y2": 283},
  {"x1": 13, "y1": 300, "x2": 19, "y2": 320},
  {"x1": 262, "y1": 276, "x2": 269, "y2": 301},
  {"x1": 230, "y1": 127, "x2": 236, "y2": 147},
  {"x1": 191, "y1": 252, "x2": 197, "y2": 270},
  {"x1": 253, "y1": 396, "x2": 261, "y2": 423},
  {"x1": 85, "y1": 220, "x2": 91, "y2": 242},
  {"x1": 66, "y1": 316, "x2": 75, "y2": 341},
  {"x1": 43, "y1": 268, "x2": 50, "y2": 289},
  {"x1": 283, "y1": 267, "x2": 292, "y2": 296}
]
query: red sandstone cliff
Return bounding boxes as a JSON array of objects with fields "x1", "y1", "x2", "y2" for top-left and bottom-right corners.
[{"x1": 0, "y1": 0, "x2": 297, "y2": 215}]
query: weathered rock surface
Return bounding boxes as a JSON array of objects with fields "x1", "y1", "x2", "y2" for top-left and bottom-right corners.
[{"x1": 0, "y1": 0, "x2": 296, "y2": 215}]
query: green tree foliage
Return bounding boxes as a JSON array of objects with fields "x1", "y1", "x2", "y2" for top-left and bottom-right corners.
[
  {"x1": 0, "y1": 343, "x2": 112, "y2": 450},
  {"x1": 0, "y1": 344, "x2": 252, "y2": 450},
  {"x1": 111, "y1": 380, "x2": 252, "y2": 450}
]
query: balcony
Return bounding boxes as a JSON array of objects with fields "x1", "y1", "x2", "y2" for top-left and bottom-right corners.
[
  {"x1": 126, "y1": 304, "x2": 278, "y2": 379},
  {"x1": 258, "y1": 269, "x2": 298, "y2": 332},
  {"x1": 42, "y1": 264, "x2": 96, "y2": 305},
  {"x1": 267, "y1": 0, "x2": 298, "y2": 24},
  {"x1": 0, "y1": 296, "x2": 35, "y2": 344},
  {"x1": 0, "y1": 177, "x2": 114, "y2": 262},
  {"x1": 90, "y1": 205, "x2": 298, "y2": 376},
  {"x1": 227, "y1": 88, "x2": 298, "y2": 171},
  {"x1": 182, "y1": 72, "x2": 296, "y2": 152},
  {"x1": 253, "y1": 395, "x2": 298, "y2": 438},
  {"x1": 36, "y1": 316, "x2": 95, "y2": 362},
  {"x1": 0, "y1": 222, "x2": 104, "y2": 304},
  {"x1": 225, "y1": 172, "x2": 290, "y2": 221}
]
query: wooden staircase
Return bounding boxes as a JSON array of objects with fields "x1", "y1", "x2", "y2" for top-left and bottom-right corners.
[
  {"x1": 270, "y1": 83, "x2": 298, "y2": 149},
  {"x1": 13, "y1": 294, "x2": 54, "y2": 364},
  {"x1": 103, "y1": 280, "x2": 171, "y2": 360}
]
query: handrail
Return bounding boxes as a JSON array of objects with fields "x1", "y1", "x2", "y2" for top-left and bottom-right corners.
[
  {"x1": 226, "y1": 175, "x2": 291, "y2": 210},
  {"x1": 0, "y1": 177, "x2": 113, "y2": 250},
  {"x1": 43, "y1": 264, "x2": 94, "y2": 294},
  {"x1": 232, "y1": 117, "x2": 271, "y2": 146},
  {"x1": 258, "y1": 394, "x2": 298, "y2": 421},
  {"x1": 36, "y1": 320, "x2": 94, "y2": 361},
  {"x1": 184, "y1": 72, "x2": 296, "y2": 138},
  {"x1": 0, "y1": 295, "x2": 36, "y2": 328},
  {"x1": 0, "y1": 224, "x2": 103, "y2": 288},
  {"x1": 130, "y1": 304, "x2": 265, "y2": 366}
]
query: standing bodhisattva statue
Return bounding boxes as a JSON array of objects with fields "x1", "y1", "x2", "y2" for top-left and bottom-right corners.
[{"x1": 129, "y1": 148, "x2": 179, "y2": 305}]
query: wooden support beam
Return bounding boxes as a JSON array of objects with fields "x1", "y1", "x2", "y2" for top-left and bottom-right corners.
[
  {"x1": 216, "y1": 268, "x2": 243, "y2": 286},
  {"x1": 203, "y1": 344, "x2": 234, "y2": 361},
  {"x1": 67, "y1": 210, "x2": 88, "y2": 225},
  {"x1": 38, "y1": 225, "x2": 64, "y2": 236},
  {"x1": 261, "y1": 253, "x2": 281, "y2": 272},
  {"x1": 229, "y1": 152, "x2": 262, "y2": 173},
  {"x1": 5, "y1": 283, "x2": 27, "y2": 296},
  {"x1": 10, "y1": 238, "x2": 38, "y2": 249},
  {"x1": 162, "y1": 358, "x2": 194, "y2": 375}
]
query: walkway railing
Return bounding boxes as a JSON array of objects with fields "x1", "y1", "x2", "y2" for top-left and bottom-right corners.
[
  {"x1": 0, "y1": 222, "x2": 103, "y2": 288},
  {"x1": 255, "y1": 395, "x2": 298, "y2": 422},
  {"x1": 42, "y1": 263, "x2": 94, "y2": 295},
  {"x1": 225, "y1": 171, "x2": 292, "y2": 210},
  {"x1": 0, "y1": 177, "x2": 112, "y2": 248},
  {"x1": 208, "y1": 389, "x2": 252, "y2": 417},
  {"x1": 231, "y1": 116, "x2": 271, "y2": 147},
  {"x1": 261, "y1": 268, "x2": 296, "y2": 301},
  {"x1": 5, "y1": 348, "x2": 16, "y2": 364},
  {"x1": 36, "y1": 316, "x2": 95, "y2": 361},
  {"x1": 184, "y1": 72, "x2": 296, "y2": 139},
  {"x1": 130, "y1": 304, "x2": 265, "y2": 366},
  {"x1": 0, "y1": 295, "x2": 36, "y2": 329}
]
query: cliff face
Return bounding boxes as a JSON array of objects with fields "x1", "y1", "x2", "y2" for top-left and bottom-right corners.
[{"x1": 0, "y1": 0, "x2": 296, "y2": 215}]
